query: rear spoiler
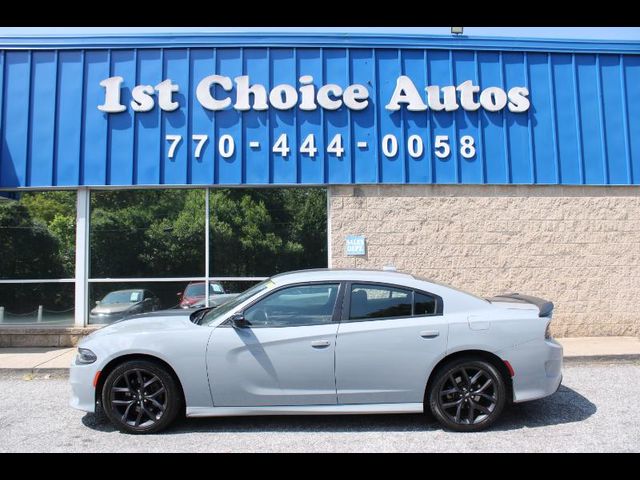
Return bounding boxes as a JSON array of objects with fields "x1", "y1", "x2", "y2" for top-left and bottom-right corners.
[{"x1": 487, "y1": 293, "x2": 554, "y2": 318}]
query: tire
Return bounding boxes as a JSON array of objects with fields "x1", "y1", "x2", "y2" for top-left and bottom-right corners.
[
  {"x1": 428, "y1": 357, "x2": 506, "y2": 432},
  {"x1": 101, "y1": 359, "x2": 182, "y2": 434}
]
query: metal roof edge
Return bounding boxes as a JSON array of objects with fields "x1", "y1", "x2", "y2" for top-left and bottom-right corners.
[{"x1": 1, "y1": 32, "x2": 639, "y2": 54}]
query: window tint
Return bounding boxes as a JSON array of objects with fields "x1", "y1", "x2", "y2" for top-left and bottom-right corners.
[
  {"x1": 415, "y1": 292, "x2": 436, "y2": 315},
  {"x1": 244, "y1": 283, "x2": 339, "y2": 327},
  {"x1": 349, "y1": 284, "x2": 412, "y2": 320}
]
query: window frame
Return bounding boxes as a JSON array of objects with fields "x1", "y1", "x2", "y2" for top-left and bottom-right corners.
[
  {"x1": 341, "y1": 281, "x2": 443, "y2": 323},
  {"x1": 222, "y1": 280, "x2": 345, "y2": 328}
]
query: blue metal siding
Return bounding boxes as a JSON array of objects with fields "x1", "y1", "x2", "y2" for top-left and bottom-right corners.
[{"x1": 0, "y1": 40, "x2": 639, "y2": 188}]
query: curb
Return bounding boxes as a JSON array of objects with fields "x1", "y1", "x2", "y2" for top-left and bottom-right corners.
[
  {"x1": 563, "y1": 354, "x2": 640, "y2": 363},
  {"x1": 0, "y1": 368, "x2": 70, "y2": 377}
]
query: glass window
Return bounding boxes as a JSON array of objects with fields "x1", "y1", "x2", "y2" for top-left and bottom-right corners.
[
  {"x1": 350, "y1": 284, "x2": 412, "y2": 320},
  {"x1": 0, "y1": 282, "x2": 74, "y2": 325},
  {"x1": 415, "y1": 292, "x2": 437, "y2": 316},
  {"x1": 89, "y1": 281, "x2": 183, "y2": 324},
  {"x1": 209, "y1": 188, "x2": 328, "y2": 277},
  {"x1": 244, "y1": 283, "x2": 339, "y2": 327},
  {"x1": 90, "y1": 189, "x2": 205, "y2": 278},
  {"x1": 0, "y1": 191, "x2": 76, "y2": 279},
  {"x1": 202, "y1": 280, "x2": 272, "y2": 326}
]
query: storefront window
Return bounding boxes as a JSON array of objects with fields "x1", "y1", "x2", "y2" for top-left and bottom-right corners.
[
  {"x1": 209, "y1": 188, "x2": 328, "y2": 277},
  {"x1": 90, "y1": 189, "x2": 206, "y2": 278},
  {"x1": 0, "y1": 282, "x2": 75, "y2": 325},
  {"x1": 0, "y1": 191, "x2": 76, "y2": 279},
  {"x1": 0, "y1": 192, "x2": 76, "y2": 325},
  {"x1": 87, "y1": 280, "x2": 259, "y2": 324}
]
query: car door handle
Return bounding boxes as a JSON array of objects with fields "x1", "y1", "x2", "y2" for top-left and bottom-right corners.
[
  {"x1": 420, "y1": 330, "x2": 440, "y2": 339},
  {"x1": 311, "y1": 340, "x2": 331, "y2": 348}
]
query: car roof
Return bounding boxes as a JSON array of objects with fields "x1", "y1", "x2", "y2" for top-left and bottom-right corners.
[
  {"x1": 271, "y1": 268, "x2": 416, "y2": 284},
  {"x1": 269, "y1": 268, "x2": 490, "y2": 310}
]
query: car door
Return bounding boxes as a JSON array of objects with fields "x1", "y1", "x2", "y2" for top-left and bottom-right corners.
[
  {"x1": 335, "y1": 282, "x2": 449, "y2": 405},
  {"x1": 207, "y1": 282, "x2": 342, "y2": 407}
]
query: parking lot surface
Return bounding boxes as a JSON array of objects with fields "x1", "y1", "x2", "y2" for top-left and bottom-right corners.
[{"x1": 0, "y1": 361, "x2": 638, "y2": 452}]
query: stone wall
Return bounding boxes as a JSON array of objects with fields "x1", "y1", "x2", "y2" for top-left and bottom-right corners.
[{"x1": 329, "y1": 185, "x2": 640, "y2": 337}]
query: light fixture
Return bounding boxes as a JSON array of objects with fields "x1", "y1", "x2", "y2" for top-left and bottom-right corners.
[{"x1": 451, "y1": 27, "x2": 464, "y2": 35}]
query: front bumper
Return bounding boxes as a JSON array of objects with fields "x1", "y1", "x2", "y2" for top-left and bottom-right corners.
[
  {"x1": 69, "y1": 356, "x2": 99, "y2": 413},
  {"x1": 508, "y1": 337, "x2": 563, "y2": 403}
]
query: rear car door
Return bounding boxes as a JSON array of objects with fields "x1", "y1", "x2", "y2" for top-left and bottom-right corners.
[
  {"x1": 335, "y1": 282, "x2": 449, "y2": 404},
  {"x1": 207, "y1": 282, "x2": 342, "y2": 406}
]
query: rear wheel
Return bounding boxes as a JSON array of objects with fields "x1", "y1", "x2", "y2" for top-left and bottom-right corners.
[
  {"x1": 428, "y1": 358, "x2": 506, "y2": 432},
  {"x1": 101, "y1": 360, "x2": 182, "y2": 434}
]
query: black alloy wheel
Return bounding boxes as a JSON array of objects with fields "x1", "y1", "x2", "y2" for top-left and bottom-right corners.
[
  {"x1": 429, "y1": 358, "x2": 506, "y2": 432},
  {"x1": 102, "y1": 360, "x2": 182, "y2": 434}
]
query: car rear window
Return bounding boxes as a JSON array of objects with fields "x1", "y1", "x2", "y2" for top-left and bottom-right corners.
[{"x1": 349, "y1": 284, "x2": 412, "y2": 320}]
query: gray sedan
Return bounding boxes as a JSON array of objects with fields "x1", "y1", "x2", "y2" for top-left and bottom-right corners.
[{"x1": 70, "y1": 269, "x2": 563, "y2": 434}]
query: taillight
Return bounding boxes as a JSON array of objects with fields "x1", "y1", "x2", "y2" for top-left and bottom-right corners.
[{"x1": 545, "y1": 321, "x2": 552, "y2": 339}]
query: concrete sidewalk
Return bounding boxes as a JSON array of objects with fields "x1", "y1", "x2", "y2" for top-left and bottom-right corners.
[{"x1": 0, "y1": 337, "x2": 639, "y2": 373}]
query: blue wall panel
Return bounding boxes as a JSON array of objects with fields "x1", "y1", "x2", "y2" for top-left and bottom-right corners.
[
  {"x1": 29, "y1": 51, "x2": 57, "y2": 187},
  {"x1": 2, "y1": 51, "x2": 30, "y2": 188},
  {"x1": 1, "y1": 37, "x2": 639, "y2": 188},
  {"x1": 624, "y1": 55, "x2": 640, "y2": 183},
  {"x1": 109, "y1": 49, "x2": 136, "y2": 186},
  {"x1": 453, "y1": 50, "x2": 482, "y2": 184},
  {"x1": 82, "y1": 50, "x2": 109, "y2": 186},
  {"x1": 552, "y1": 54, "x2": 582, "y2": 184},
  {"x1": 504, "y1": 52, "x2": 532, "y2": 184},
  {"x1": 56, "y1": 51, "x2": 83, "y2": 186},
  {"x1": 135, "y1": 49, "x2": 162, "y2": 185},
  {"x1": 600, "y1": 55, "x2": 631, "y2": 184},
  {"x1": 575, "y1": 54, "x2": 606, "y2": 184},
  {"x1": 403, "y1": 49, "x2": 430, "y2": 184}
]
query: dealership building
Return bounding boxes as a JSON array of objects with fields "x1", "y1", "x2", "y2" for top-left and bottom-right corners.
[{"x1": 0, "y1": 29, "x2": 639, "y2": 346}]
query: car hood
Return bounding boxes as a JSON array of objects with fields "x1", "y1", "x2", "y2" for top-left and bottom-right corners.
[
  {"x1": 83, "y1": 313, "x2": 196, "y2": 342},
  {"x1": 91, "y1": 302, "x2": 141, "y2": 314}
]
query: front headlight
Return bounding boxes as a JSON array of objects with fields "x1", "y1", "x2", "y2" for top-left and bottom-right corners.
[{"x1": 76, "y1": 348, "x2": 97, "y2": 364}]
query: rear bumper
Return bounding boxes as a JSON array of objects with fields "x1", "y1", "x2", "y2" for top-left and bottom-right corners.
[{"x1": 507, "y1": 337, "x2": 563, "y2": 403}]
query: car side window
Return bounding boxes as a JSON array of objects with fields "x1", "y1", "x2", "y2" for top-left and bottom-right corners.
[
  {"x1": 414, "y1": 291, "x2": 437, "y2": 316},
  {"x1": 349, "y1": 284, "x2": 412, "y2": 320},
  {"x1": 244, "y1": 283, "x2": 340, "y2": 328}
]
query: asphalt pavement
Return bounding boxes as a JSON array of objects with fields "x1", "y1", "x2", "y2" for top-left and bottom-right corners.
[{"x1": 0, "y1": 360, "x2": 638, "y2": 452}]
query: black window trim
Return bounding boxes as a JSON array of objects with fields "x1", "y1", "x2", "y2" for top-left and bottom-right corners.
[
  {"x1": 341, "y1": 281, "x2": 443, "y2": 323},
  {"x1": 221, "y1": 280, "x2": 346, "y2": 328}
]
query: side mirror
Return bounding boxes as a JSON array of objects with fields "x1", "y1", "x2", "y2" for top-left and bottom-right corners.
[
  {"x1": 231, "y1": 313, "x2": 251, "y2": 329},
  {"x1": 176, "y1": 291, "x2": 183, "y2": 297},
  {"x1": 95, "y1": 300, "x2": 101, "y2": 306}
]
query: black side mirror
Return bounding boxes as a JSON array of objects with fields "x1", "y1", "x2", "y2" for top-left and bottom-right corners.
[{"x1": 231, "y1": 313, "x2": 251, "y2": 329}]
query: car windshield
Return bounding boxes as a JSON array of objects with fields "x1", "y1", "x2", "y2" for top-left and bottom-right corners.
[
  {"x1": 201, "y1": 280, "x2": 273, "y2": 326},
  {"x1": 101, "y1": 290, "x2": 143, "y2": 304},
  {"x1": 185, "y1": 284, "x2": 206, "y2": 296},
  {"x1": 185, "y1": 283, "x2": 224, "y2": 296}
]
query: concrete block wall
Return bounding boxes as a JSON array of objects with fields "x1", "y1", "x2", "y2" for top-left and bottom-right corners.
[{"x1": 329, "y1": 185, "x2": 640, "y2": 337}]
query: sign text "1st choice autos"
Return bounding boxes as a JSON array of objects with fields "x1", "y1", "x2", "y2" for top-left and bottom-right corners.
[{"x1": 98, "y1": 75, "x2": 531, "y2": 114}]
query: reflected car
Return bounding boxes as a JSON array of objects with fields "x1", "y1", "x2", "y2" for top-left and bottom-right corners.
[
  {"x1": 89, "y1": 289, "x2": 160, "y2": 324},
  {"x1": 178, "y1": 281, "x2": 226, "y2": 308},
  {"x1": 71, "y1": 269, "x2": 562, "y2": 434}
]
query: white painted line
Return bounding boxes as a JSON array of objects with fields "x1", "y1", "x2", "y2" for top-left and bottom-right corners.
[
  {"x1": 249, "y1": 141, "x2": 260, "y2": 148},
  {"x1": 357, "y1": 141, "x2": 368, "y2": 148}
]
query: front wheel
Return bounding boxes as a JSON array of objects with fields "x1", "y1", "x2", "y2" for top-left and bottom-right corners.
[
  {"x1": 101, "y1": 360, "x2": 182, "y2": 434},
  {"x1": 428, "y1": 358, "x2": 506, "y2": 432}
]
